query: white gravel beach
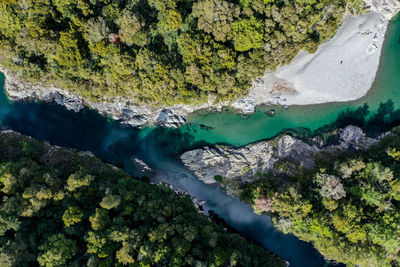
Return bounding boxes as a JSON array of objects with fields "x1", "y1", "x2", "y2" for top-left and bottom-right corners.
[
  {"x1": 242, "y1": 1, "x2": 400, "y2": 108},
  {"x1": 249, "y1": 12, "x2": 387, "y2": 106}
]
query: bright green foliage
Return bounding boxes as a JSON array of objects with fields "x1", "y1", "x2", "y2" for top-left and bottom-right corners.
[
  {"x1": 99, "y1": 193, "x2": 121, "y2": 210},
  {"x1": 0, "y1": 0, "x2": 364, "y2": 105},
  {"x1": 62, "y1": 206, "x2": 83, "y2": 227},
  {"x1": 240, "y1": 128, "x2": 400, "y2": 266},
  {"x1": 231, "y1": 17, "x2": 264, "y2": 52},
  {"x1": 116, "y1": 9, "x2": 146, "y2": 46},
  {"x1": 0, "y1": 131, "x2": 284, "y2": 266},
  {"x1": 387, "y1": 147, "x2": 400, "y2": 161},
  {"x1": 89, "y1": 208, "x2": 110, "y2": 231},
  {"x1": 67, "y1": 172, "x2": 94, "y2": 191},
  {"x1": 84, "y1": 17, "x2": 110, "y2": 43},
  {"x1": 37, "y1": 234, "x2": 77, "y2": 267}
]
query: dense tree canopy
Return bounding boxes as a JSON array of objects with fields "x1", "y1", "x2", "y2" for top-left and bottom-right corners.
[
  {"x1": 0, "y1": 131, "x2": 283, "y2": 267},
  {"x1": 0, "y1": 0, "x2": 364, "y2": 106},
  {"x1": 240, "y1": 127, "x2": 400, "y2": 266}
]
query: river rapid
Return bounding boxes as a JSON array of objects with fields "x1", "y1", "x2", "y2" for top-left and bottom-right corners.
[{"x1": 1, "y1": 14, "x2": 400, "y2": 267}]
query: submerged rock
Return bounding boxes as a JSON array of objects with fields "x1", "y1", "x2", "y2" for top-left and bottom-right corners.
[
  {"x1": 266, "y1": 109, "x2": 275, "y2": 117},
  {"x1": 129, "y1": 158, "x2": 155, "y2": 178}
]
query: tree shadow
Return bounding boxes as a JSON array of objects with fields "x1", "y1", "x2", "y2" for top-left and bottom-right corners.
[
  {"x1": 314, "y1": 100, "x2": 400, "y2": 139},
  {"x1": 270, "y1": 100, "x2": 400, "y2": 145}
]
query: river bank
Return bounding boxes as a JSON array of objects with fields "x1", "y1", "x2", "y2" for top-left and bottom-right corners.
[
  {"x1": 2, "y1": 1, "x2": 398, "y2": 128},
  {"x1": 180, "y1": 125, "x2": 383, "y2": 196},
  {"x1": 0, "y1": 85, "x2": 329, "y2": 267},
  {"x1": 249, "y1": 1, "x2": 400, "y2": 106}
]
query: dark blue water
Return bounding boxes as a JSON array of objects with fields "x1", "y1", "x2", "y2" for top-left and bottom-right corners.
[{"x1": 0, "y1": 74, "x2": 330, "y2": 266}]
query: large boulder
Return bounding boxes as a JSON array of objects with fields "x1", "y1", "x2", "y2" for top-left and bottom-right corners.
[{"x1": 181, "y1": 126, "x2": 381, "y2": 193}]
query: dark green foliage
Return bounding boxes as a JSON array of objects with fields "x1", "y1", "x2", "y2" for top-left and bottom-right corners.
[
  {"x1": 0, "y1": 132, "x2": 283, "y2": 266},
  {"x1": 214, "y1": 175, "x2": 223, "y2": 183},
  {"x1": 0, "y1": 0, "x2": 363, "y2": 105},
  {"x1": 240, "y1": 127, "x2": 400, "y2": 266}
]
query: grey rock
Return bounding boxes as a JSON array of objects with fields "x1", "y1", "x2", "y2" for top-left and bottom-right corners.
[
  {"x1": 0, "y1": 66, "x2": 249, "y2": 128},
  {"x1": 231, "y1": 97, "x2": 256, "y2": 114},
  {"x1": 77, "y1": 151, "x2": 95, "y2": 158},
  {"x1": 181, "y1": 126, "x2": 382, "y2": 194},
  {"x1": 181, "y1": 142, "x2": 276, "y2": 185},
  {"x1": 277, "y1": 135, "x2": 319, "y2": 170},
  {"x1": 339, "y1": 125, "x2": 378, "y2": 150},
  {"x1": 130, "y1": 158, "x2": 155, "y2": 178},
  {"x1": 156, "y1": 108, "x2": 187, "y2": 128}
]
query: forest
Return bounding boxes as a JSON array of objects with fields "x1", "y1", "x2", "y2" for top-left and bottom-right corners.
[
  {"x1": 0, "y1": 0, "x2": 364, "y2": 106},
  {"x1": 0, "y1": 131, "x2": 284, "y2": 266},
  {"x1": 240, "y1": 127, "x2": 400, "y2": 266}
]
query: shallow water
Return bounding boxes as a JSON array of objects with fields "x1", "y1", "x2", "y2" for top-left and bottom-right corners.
[
  {"x1": 0, "y1": 14, "x2": 399, "y2": 267},
  {"x1": 185, "y1": 14, "x2": 400, "y2": 146}
]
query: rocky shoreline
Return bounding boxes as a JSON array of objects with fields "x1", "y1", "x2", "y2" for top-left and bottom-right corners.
[
  {"x1": 181, "y1": 125, "x2": 385, "y2": 196},
  {"x1": 1, "y1": 1, "x2": 398, "y2": 128},
  {"x1": 1, "y1": 67, "x2": 254, "y2": 128}
]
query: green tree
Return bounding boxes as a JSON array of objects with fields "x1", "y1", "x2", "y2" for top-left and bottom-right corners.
[
  {"x1": 37, "y1": 234, "x2": 77, "y2": 267},
  {"x1": 230, "y1": 17, "x2": 264, "y2": 52},
  {"x1": 62, "y1": 206, "x2": 84, "y2": 227},
  {"x1": 116, "y1": 9, "x2": 147, "y2": 46},
  {"x1": 89, "y1": 208, "x2": 110, "y2": 231}
]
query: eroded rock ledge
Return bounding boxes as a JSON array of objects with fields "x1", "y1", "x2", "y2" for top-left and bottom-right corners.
[
  {"x1": 181, "y1": 126, "x2": 383, "y2": 195},
  {"x1": 1, "y1": 67, "x2": 231, "y2": 128}
]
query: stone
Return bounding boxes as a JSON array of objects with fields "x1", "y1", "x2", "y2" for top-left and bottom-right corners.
[
  {"x1": 266, "y1": 109, "x2": 275, "y2": 117},
  {"x1": 156, "y1": 108, "x2": 187, "y2": 128},
  {"x1": 231, "y1": 97, "x2": 256, "y2": 114},
  {"x1": 0, "y1": 66, "x2": 230, "y2": 129},
  {"x1": 339, "y1": 125, "x2": 378, "y2": 150},
  {"x1": 181, "y1": 126, "x2": 382, "y2": 195},
  {"x1": 129, "y1": 158, "x2": 155, "y2": 178}
]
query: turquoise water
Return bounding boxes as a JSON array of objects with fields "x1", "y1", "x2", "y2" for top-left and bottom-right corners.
[
  {"x1": 0, "y1": 87, "x2": 328, "y2": 266},
  {"x1": 0, "y1": 14, "x2": 399, "y2": 267},
  {"x1": 182, "y1": 14, "x2": 400, "y2": 146}
]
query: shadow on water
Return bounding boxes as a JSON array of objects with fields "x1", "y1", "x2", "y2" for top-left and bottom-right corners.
[
  {"x1": 0, "y1": 98, "x2": 332, "y2": 267},
  {"x1": 2, "y1": 96, "x2": 398, "y2": 267},
  {"x1": 281, "y1": 100, "x2": 400, "y2": 145}
]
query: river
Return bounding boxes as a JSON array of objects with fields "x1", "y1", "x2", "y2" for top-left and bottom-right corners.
[{"x1": 0, "y1": 14, "x2": 399, "y2": 267}]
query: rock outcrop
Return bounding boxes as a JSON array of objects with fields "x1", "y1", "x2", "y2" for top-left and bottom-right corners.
[
  {"x1": 0, "y1": 67, "x2": 251, "y2": 128},
  {"x1": 231, "y1": 97, "x2": 256, "y2": 114},
  {"x1": 180, "y1": 126, "x2": 381, "y2": 191},
  {"x1": 1, "y1": 67, "x2": 204, "y2": 128}
]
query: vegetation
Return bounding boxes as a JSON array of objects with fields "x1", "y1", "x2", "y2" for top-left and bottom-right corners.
[
  {"x1": 0, "y1": 131, "x2": 284, "y2": 266},
  {"x1": 0, "y1": 0, "x2": 364, "y2": 106},
  {"x1": 240, "y1": 127, "x2": 400, "y2": 266}
]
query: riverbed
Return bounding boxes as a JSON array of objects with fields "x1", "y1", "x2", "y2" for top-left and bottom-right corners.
[{"x1": 0, "y1": 13, "x2": 399, "y2": 267}]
